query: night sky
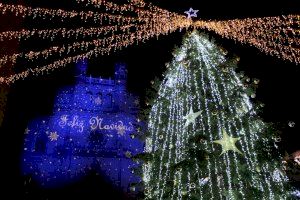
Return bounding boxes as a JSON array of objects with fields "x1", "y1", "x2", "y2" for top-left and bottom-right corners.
[{"x1": 0, "y1": 0, "x2": 299, "y2": 199}]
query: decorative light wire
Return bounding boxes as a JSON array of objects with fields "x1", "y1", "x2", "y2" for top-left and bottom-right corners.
[
  {"x1": 0, "y1": 0, "x2": 299, "y2": 85},
  {"x1": 0, "y1": 3, "x2": 138, "y2": 24},
  {"x1": 0, "y1": 24, "x2": 135, "y2": 67},
  {"x1": 194, "y1": 15, "x2": 300, "y2": 64}
]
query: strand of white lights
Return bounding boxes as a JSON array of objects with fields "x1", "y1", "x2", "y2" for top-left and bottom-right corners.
[
  {"x1": 211, "y1": 32, "x2": 286, "y2": 199},
  {"x1": 0, "y1": 39, "x2": 102, "y2": 68},
  {"x1": 0, "y1": 24, "x2": 134, "y2": 42},
  {"x1": 232, "y1": 73, "x2": 274, "y2": 199},
  {"x1": 193, "y1": 59, "x2": 221, "y2": 199},
  {"x1": 194, "y1": 15, "x2": 300, "y2": 64},
  {"x1": 159, "y1": 73, "x2": 180, "y2": 199},
  {"x1": 199, "y1": 35, "x2": 246, "y2": 199},
  {"x1": 0, "y1": 27, "x2": 138, "y2": 83},
  {"x1": 186, "y1": 73, "x2": 195, "y2": 200},
  {"x1": 214, "y1": 52, "x2": 250, "y2": 199},
  {"x1": 78, "y1": 0, "x2": 167, "y2": 17},
  {"x1": 178, "y1": 167, "x2": 183, "y2": 200},
  {"x1": 177, "y1": 66, "x2": 187, "y2": 200},
  {"x1": 193, "y1": 33, "x2": 218, "y2": 198},
  {"x1": 146, "y1": 99, "x2": 163, "y2": 197},
  {"x1": 187, "y1": 171, "x2": 191, "y2": 199},
  {"x1": 177, "y1": 65, "x2": 190, "y2": 200},
  {"x1": 200, "y1": 33, "x2": 239, "y2": 199},
  {"x1": 143, "y1": 100, "x2": 160, "y2": 198},
  {"x1": 230, "y1": 73, "x2": 265, "y2": 193},
  {"x1": 157, "y1": 99, "x2": 172, "y2": 199},
  {"x1": 159, "y1": 95, "x2": 178, "y2": 199},
  {"x1": 197, "y1": 36, "x2": 223, "y2": 199},
  {"x1": 77, "y1": 0, "x2": 136, "y2": 12},
  {"x1": 170, "y1": 87, "x2": 182, "y2": 200},
  {"x1": 77, "y1": 0, "x2": 192, "y2": 34},
  {"x1": 196, "y1": 58, "x2": 216, "y2": 199},
  {"x1": 191, "y1": 62, "x2": 206, "y2": 200},
  {"x1": 0, "y1": 11, "x2": 191, "y2": 84},
  {"x1": 0, "y1": 24, "x2": 135, "y2": 67},
  {"x1": 167, "y1": 99, "x2": 179, "y2": 199},
  {"x1": 0, "y1": 3, "x2": 138, "y2": 24},
  {"x1": 172, "y1": 99, "x2": 182, "y2": 200},
  {"x1": 0, "y1": 21, "x2": 174, "y2": 83}
]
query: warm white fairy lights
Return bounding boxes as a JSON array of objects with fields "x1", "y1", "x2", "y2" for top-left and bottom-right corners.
[
  {"x1": 0, "y1": 24, "x2": 133, "y2": 42},
  {"x1": 143, "y1": 31, "x2": 289, "y2": 199},
  {"x1": 0, "y1": 0, "x2": 299, "y2": 84},
  {"x1": 0, "y1": 24, "x2": 135, "y2": 67},
  {"x1": 0, "y1": 16, "x2": 190, "y2": 84},
  {"x1": 0, "y1": 3, "x2": 137, "y2": 24},
  {"x1": 0, "y1": 1, "x2": 191, "y2": 84},
  {"x1": 194, "y1": 15, "x2": 300, "y2": 64}
]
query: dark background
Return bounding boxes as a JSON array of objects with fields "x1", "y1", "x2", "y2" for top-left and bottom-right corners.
[{"x1": 0, "y1": 0, "x2": 299, "y2": 199}]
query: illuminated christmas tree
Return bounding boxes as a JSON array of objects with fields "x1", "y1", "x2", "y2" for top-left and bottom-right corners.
[{"x1": 141, "y1": 31, "x2": 292, "y2": 199}]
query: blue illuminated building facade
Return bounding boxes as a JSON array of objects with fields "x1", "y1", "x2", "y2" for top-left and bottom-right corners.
[{"x1": 22, "y1": 60, "x2": 143, "y2": 193}]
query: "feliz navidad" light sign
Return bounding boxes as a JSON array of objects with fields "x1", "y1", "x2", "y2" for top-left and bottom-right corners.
[{"x1": 58, "y1": 115, "x2": 134, "y2": 133}]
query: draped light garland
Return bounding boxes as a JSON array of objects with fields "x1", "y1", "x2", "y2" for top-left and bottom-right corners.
[
  {"x1": 0, "y1": 0, "x2": 299, "y2": 84},
  {"x1": 194, "y1": 15, "x2": 300, "y2": 64}
]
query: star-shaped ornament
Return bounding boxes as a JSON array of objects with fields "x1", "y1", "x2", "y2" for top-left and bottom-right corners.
[
  {"x1": 184, "y1": 8, "x2": 199, "y2": 19},
  {"x1": 183, "y1": 107, "x2": 202, "y2": 127},
  {"x1": 213, "y1": 129, "x2": 242, "y2": 155},
  {"x1": 117, "y1": 127, "x2": 126, "y2": 136},
  {"x1": 94, "y1": 97, "x2": 102, "y2": 105},
  {"x1": 49, "y1": 131, "x2": 59, "y2": 141}
]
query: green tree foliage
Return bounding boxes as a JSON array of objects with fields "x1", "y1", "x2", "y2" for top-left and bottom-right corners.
[{"x1": 137, "y1": 31, "x2": 292, "y2": 200}]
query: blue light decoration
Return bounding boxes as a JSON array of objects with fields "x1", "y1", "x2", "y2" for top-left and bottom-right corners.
[{"x1": 21, "y1": 60, "x2": 143, "y2": 194}]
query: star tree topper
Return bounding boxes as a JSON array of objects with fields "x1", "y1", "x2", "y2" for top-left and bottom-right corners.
[
  {"x1": 184, "y1": 8, "x2": 199, "y2": 19},
  {"x1": 183, "y1": 107, "x2": 202, "y2": 127},
  {"x1": 213, "y1": 129, "x2": 243, "y2": 155}
]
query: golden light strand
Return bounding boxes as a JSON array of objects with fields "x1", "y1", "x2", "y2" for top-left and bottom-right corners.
[
  {"x1": 0, "y1": 24, "x2": 133, "y2": 42},
  {"x1": 0, "y1": 13, "x2": 191, "y2": 84},
  {"x1": 0, "y1": 24, "x2": 135, "y2": 67},
  {"x1": 0, "y1": 3, "x2": 138, "y2": 24},
  {"x1": 0, "y1": 0, "x2": 299, "y2": 84},
  {"x1": 194, "y1": 15, "x2": 300, "y2": 64},
  {"x1": 77, "y1": 0, "x2": 139, "y2": 12}
]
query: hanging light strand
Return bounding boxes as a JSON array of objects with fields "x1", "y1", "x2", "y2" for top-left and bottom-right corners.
[
  {"x1": 76, "y1": 0, "x2": 140, "y2": 13},
  {"x1": 194, "y1": 15, "x2": 300, "y2": 64},
  {"x1": 0, "y1": 24, "x2": 134, "y2": 42},
  {"x1": 0, "y1": 24, "x2": 134, "y2": 68},
  {"x1": 0, "y1": 13, "x2": 191, "y2": 84},
  {"x1": 0, "y1": 0, "x2": 299, "y2": 85},
  {"x1": 0, "y1": 3, "x2": 138, "y2": 24}
]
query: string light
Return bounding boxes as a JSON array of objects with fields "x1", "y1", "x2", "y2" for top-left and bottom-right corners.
[
  {"x1": 194, "y1": 15, "x2": 300, "y2": 64},
  {"x1": 0, "y1": 0, "x2": 299, "y2": 85},
  {"x1": 0, "y1": 3, "x2": 138, "y2": 24},
  {"x1": 0, "y1": 24, "x2": 135, "y2": 67},
  {"x1": 0, "y1": 24, "x2": 138, "y2": 42},
  {"x1": 0, "y1": 16, "x2": 191, "y2": 84},
  {"x1": 77, "y1": 0, "x2": 144, "y2": 12}
]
